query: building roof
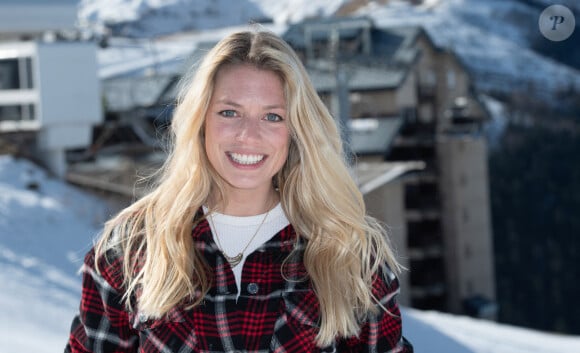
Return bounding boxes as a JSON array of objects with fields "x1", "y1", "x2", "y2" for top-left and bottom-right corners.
[
  {"x1": 284, "y1": 17, "x2": 422, "y2": 63},
  {"x1": 349, "y1": 117, "x2": 403, "y2": 155},
  {"x1": 284, "y1": 16, "x2": 374, "y2": 49},
  {"x1": 307, "y1": 64, "x2": 407, "y2": 91},
  {"x1": 283, "y1": 17, "x2": 424, "y2": 93},
  {"x1": 355, "y1": 160, "x2": 425, "y2": 195}
]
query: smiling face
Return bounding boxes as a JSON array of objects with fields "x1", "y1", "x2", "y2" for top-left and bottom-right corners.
[{"x1": 204, "y1": 64, "x2": 290, "y2": 203}]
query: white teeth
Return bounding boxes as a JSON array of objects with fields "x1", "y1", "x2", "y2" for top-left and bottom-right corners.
[{"x1": 229, "y1": 153, "x2": 265, "y2": 165}]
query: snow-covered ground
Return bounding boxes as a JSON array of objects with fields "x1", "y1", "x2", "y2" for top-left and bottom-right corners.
[
  {"x1": 0, "y1": 155, "x2": 107, "y2": 352},
  {"x1": 2, "y1": 155, "x2": 580, "y2": 352}
]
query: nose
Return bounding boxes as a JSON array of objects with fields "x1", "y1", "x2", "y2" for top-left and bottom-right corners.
[{"x1": 235, "y1": 117, "x2": 261, "y2": 141}]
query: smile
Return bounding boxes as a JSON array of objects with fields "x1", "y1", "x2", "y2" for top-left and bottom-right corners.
[{"x1": 228, "y1": 152, "x2": 266, "y2": 165}]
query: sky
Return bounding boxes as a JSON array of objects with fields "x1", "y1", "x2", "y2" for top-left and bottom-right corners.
[{"x1": 2, "y1": 156, "x2": 580, "y2": 353}]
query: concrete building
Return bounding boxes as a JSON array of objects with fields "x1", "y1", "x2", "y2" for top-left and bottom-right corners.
[
  {"x1": 0, "y1": 1, "x2": 102, "y2": 177},
  {"x1": 0, "y1": 41, "x2": 102, "y2": 177},
  {"x1": 283, "y1": 17, "x2": 496, "y2": 317}
]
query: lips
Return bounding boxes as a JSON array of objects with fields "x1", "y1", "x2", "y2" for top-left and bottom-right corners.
[{"x1": 228, "y1": 152, "x2": 266, "y2": 165}]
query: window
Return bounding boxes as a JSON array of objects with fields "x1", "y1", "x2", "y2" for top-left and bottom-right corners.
[
  {"x1": 0, "y1": 57, "x2": 34, "y2": 90},
  {"x1": 0, "y1": 104, "x2": 35, "y2": 122},
  {"x1": 0, "y1": 59, "x2": 18, "y2": 89},
  {"x1": 0, "y1": 55, "x2": 37, "y2": 124}
]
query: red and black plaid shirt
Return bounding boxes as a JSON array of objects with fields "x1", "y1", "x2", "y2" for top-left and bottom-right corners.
[{"x1": 66, "y1": 216, "x2": 413, "y2": 353}]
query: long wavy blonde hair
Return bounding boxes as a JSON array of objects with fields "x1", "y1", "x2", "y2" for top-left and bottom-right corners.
[{"x1": 95, "y1": 29, "x2": 401, "y2": 347}]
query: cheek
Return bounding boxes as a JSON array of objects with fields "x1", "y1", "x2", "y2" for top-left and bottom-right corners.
[
  {"x1": 203, "y1": 126, "x2": 211, "y2": 154},
  {"x1": 204, "y1": 120, "x2": 225, "y2": 147},
  {"x1": 204, "y1": 123, "x2": 220, "y2": 161},
  {"x1": 275, "y1": 132, "x2": 291, "y2": 160}
]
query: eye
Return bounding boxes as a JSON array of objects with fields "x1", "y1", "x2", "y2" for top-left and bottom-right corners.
[
  {"x1": 264, "y1": 113, "x2": 283, "y2": 122},
  {"x1": 219, "y1": 110, "x2": 237, "y2": 118}
]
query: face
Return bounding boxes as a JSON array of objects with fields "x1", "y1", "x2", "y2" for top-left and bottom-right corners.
[{"x1": 204, "y1": 64, "x2": 290, "y2": 199}]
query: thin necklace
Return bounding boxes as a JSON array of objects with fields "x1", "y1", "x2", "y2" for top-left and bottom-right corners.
[{"x1": 208, "y1": 207, "x2": 271, "y2": 268}]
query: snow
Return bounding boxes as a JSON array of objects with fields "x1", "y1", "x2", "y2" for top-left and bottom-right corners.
[
  {"x1": 77, "y1": 0, "x2": 349, "y2": 39},
  {"x1": 0, "y1": 155, "x2": 108, "y2": 352},
  {"x1": 78, "y1": 0, "x2": 350, "y2": 35},
  {"x1": 251, "y1": 0, "x2": 347, "y2": 25},
  {"x1": 2, "y1": 154, "x2": 580, "y2": 352}
]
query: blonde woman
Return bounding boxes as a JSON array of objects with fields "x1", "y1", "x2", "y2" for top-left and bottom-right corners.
[{"x1": 66, "y1": 29, "x2": 413, "y2": 353}]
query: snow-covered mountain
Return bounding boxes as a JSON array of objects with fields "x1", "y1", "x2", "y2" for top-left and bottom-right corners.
[
  {"x1": 2, "y1": 154, "x2": 580, "y2": 352},
  {"x1": 354, "y1": 0, "x2": 580, "y2": 99},
  {"x1": 80, "y1": 0, "x2": 580, "y2": 101},
  {"x1": 77, "y1": 0, "x2": 348, "y2": 37}
]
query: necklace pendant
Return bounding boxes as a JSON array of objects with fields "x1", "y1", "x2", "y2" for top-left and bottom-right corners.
[
  {"x1": 209, "y1": 207, "x2": 272, "y2": 269},
  {"x1": 224, "y1": 252, "x2": 243, "y2": 267}
]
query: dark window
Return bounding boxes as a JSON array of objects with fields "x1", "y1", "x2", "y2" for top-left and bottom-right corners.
[
  {"x1": 0, "y1": 59, "x2": 19, "y2": 89},
  {"x1": 0, "y1": 104, "x2": 35, "y2": 121},
  {"x1": 0, "y1": 57, "x2": 34, "y2": 90}
]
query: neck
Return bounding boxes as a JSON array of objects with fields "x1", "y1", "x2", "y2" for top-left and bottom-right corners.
[{"x1": 210, "y1": 187, "x2": 279, "y2": 216}]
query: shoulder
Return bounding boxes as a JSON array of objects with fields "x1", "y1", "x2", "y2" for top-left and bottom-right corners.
[
  {"x1": 371, "y1": 262, "x2": 402, "y2": 310},
  {"x1": 89, "y1": 223, "x2": 135, "y2": 293}
]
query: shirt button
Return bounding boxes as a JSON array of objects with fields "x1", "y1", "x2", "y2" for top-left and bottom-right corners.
[{"x1": 247, "y1": 282, "x2": 259, "y2": 294}]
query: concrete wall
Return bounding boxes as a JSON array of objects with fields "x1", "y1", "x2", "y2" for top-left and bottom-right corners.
[
  {"x1": 437, "y1": 136, "x2": 496, "y2": 314},
  {"x1": 364, "y1": 179, "x2": 411, "y2": 306},
  {"x1": 396, "y1": 70, "x2": 418, "y2": 110},
  {"x1": 36, "y1": 42, "x2": 102, "y2": 150},
  {"x1": 414, "y1": 35, "x2": 472, "y2": 128}
]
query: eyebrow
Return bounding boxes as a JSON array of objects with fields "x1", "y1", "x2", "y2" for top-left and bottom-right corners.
[{"x1": 216, "y1": 99, "x2": 286, "y2": 111}]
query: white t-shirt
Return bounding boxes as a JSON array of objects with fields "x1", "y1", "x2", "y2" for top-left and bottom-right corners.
[{"x1": 204, "y1": 203, "x2": 290, "y2": 295}]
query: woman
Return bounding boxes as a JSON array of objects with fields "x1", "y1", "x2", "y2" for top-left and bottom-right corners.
[{"x1": 66, "y1": 29, "x2": 413, "y2": 353}]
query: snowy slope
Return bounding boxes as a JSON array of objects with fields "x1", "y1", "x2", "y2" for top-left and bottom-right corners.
[
  {"x1": 0, "y1": 155, "x2": 107, "y2": 352},
  {"x1": 0, "y1": 156, "x2": 106, "y2": 275},
  {"x1": 2, "y1": 155, "x2": 580, "y2": 352},
  {"x1": 0, "y1": 249, "x2": 80, "y2": 351}
]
